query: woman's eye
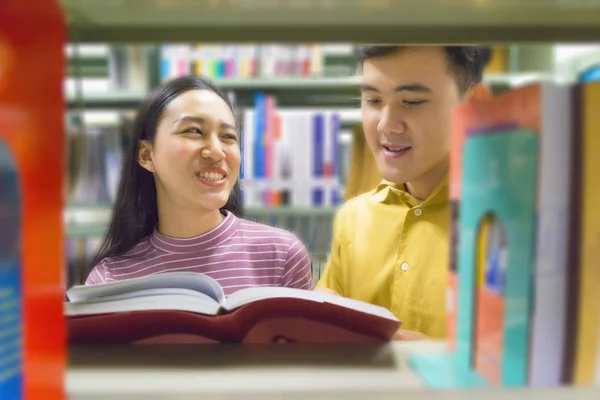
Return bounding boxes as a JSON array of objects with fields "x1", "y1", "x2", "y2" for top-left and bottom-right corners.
[
  {"x1": 184, "y1": 127, "x2": 202, "y2": 134},
  {"x1": 222, "y1": 133, "x2": 238, "y2": 141}
]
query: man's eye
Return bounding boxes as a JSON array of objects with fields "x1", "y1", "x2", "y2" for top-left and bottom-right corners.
[
  {"x1": 365, "y1": 98, "x2": 382, "y2": 105},
  {"x1": 184, "y1": 127, "x2": 202, "y2": 134},
  {"x1": 403, "y1": 100, "x2": 426, "y2": 107}
]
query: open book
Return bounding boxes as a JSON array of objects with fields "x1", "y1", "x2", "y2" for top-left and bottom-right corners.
[{"x1": 66, "y1": 272, "x2": 401, "y2": 345}]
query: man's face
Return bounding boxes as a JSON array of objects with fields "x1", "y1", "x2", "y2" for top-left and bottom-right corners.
[{"x1": 360, "y1": 47, "x2": 464, "y2": 186}]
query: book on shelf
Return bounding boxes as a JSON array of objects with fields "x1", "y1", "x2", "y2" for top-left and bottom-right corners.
[
  {"x1": 241, "y1": 93, "x2": 344, "y2": 208},
  {"x1": 0, "y1": 0, "x2": 66, "y2": 398},
  {"x1": 160, "y1": 43, "x2": 323, "y2": 82},
  {"x1": 446, "y1": 83, "x2": 575, "y2": 387},
  {"x1": 410, "y1": 81, "x2": 600, "y2": 389},
  {"x1": 66, "y1": 272, "x2": 401, "y2": 345}
]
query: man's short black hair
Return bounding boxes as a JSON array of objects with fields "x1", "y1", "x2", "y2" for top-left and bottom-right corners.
[{"x1": 354, "y1": 46, "x2": 492, "y2": 93}]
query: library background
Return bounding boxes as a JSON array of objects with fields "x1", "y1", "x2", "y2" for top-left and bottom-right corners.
[{"x1": 64, "y1": 43, "x2": 595, "y2": 287}]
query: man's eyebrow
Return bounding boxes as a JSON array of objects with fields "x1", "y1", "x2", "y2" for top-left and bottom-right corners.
[
  {"x1": 359, "y1": 84, "x2": 380, "y2": 92},
  {"x1": 359, "y1": 83, "x2": 433, "y2": 93},
  {"x1": 174, "y1": 115, "x2": 237, "y2": 131}
]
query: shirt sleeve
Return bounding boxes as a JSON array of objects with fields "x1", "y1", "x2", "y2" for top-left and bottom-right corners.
[
  {"x1": 280, "y1": 235, "x2": 312, "y2": 290},
  {"x1": 85, "y1": 262, "x2": 108, "y2": 285}
]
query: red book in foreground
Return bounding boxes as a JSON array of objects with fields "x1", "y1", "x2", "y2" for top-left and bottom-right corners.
[
  {"x1": 0, "y1": 0, "x2": 66, "y2": 398},
  {"x1": 66, "y1": 272, "x2": 401, "y2": 344}
]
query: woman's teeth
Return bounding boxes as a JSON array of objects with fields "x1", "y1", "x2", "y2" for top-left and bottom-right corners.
[{"x1": 197, "y1": 172, "x2": 224, "y2": 181}]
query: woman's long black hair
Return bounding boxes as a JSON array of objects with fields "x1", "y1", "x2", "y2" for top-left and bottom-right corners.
[{"x1": 87, "y1": 76, "x2": 243, "y2": 279}]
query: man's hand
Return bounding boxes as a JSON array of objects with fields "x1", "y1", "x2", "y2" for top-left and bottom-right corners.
[
  {"x1": 313, "y1": 288, "x2": 428, "y2": 341},
  {"x1": 392, "y1": 328, "x2": 429, "y2": 341}
]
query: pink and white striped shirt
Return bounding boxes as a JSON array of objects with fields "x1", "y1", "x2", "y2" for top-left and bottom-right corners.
[{"x1": 85, "y1": 210, "x2": 313, "y2": 295}]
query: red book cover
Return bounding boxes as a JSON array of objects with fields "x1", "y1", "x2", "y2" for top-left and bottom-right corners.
[
  {"x1": 65, "y1": 273, "x2": 400, "y2": 345},
  {"x1": 0, "y1": 0, "x2": 66, "y2": 398}
]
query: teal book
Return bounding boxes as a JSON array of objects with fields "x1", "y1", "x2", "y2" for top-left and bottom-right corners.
[{"x1": 409, "y1": 129, "x2": 538, "y2": 388}]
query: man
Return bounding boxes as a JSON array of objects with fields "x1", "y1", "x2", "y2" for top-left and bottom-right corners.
[{"x1": 316, "y1": 46, "x2": 490, "y2": 340}]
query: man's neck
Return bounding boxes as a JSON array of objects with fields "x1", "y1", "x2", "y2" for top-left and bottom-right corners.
[
  {"x1": 156, "y1": 197, "x2": 224, "y2": 239},
  {"x1": 404, "y1": 157, "x2": 449, "y2": 203}
]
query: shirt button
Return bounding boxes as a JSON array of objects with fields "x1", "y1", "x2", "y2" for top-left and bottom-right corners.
[
  {"x1": 414, "y1": 208, "x2": 422, "y2": 216},
  {"x1": 401, "y1": 262, "x2": 409, "y2": 271}
]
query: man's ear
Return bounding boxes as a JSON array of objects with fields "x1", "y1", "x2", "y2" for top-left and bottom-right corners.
[
  {"x1": 138, "y1": 140, "x2": 156, "y2": 173},
  {"x1": 464, "y1": 82, "x2": 492, "y2": 103}
]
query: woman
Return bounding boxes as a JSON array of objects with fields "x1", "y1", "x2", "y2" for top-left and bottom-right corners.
[{"x1": 85, "y1": 75, "x2": 312, "y2": 295}]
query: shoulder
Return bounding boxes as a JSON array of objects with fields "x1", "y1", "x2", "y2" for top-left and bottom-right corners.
[
  {"x1": 339, "y1": 191, "x2": 373, "y2": 214},
  {"x1": 97, "y1": 239, "x2": 155, "y2": 269},
  {"x1": 236, "y1": 217, "x2": 307, "y2": 256},
  {"x1": 85, "y1": 261, "x2": 107, "y2": 285},
  {"x1": 85, "y1": 239, "x2": 156, "y2": 285},
  {"x1": 333, "y1": 191, "x2": 374, "y2": 230}
]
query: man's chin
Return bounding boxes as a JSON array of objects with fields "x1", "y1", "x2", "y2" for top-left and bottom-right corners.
[
  {"x1": 380, "y1": 170, "x2": 411, "y2": 187},
  {"x1": 375, "y1": 159, "x2": 409, "y2": 184}
]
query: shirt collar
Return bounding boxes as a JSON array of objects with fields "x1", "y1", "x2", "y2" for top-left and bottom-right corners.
[
  {"x1": 372, "y1": 173, "x2": 449, "y2": 207},
  {"x1": 149, "y1": 210, "x2": 240, "y2": 253}
]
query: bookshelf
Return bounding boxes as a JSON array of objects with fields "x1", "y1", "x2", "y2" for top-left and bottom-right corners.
[
  {"x1": 58, "y1": 1, "x2": 600, "y2": 398},
  {"x1": 66, "y1": 73, "x2": 561, "y2": 109}
]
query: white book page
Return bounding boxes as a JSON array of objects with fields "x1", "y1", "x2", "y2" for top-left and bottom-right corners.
[
  {"x1": 79, "y1": 287, "x2": 214, "y2": 303},
  {"x1": 223, "y1": 287, "x2": 398, "y2": 321},
  {"x1": 65, "y1": 291, "x2": 222, "y2": 317},
  {"x1": 67, "y1": 272, "x2": 225, "y2": 304}
]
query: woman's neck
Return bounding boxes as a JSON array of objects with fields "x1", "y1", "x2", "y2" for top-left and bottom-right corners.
[{"x1": 157, "y1": 204, "x2": 224, "y2": 239}]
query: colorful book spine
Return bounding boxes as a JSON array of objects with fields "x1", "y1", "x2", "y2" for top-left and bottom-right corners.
[
  {"x1": 312, "y1": 113, "x2": 325, "y2": 206},
  {"x1": 0, "y1": 1, "x2": 66, "y2": 398},
  {"x1": 160, "y1": 44, "x2": 325, "y2": 80},
  {"x1": 330, "y1": 113, "x2": 341, "y2": 205},
  {"x1": 253, "y1": 93, "x2": 266, "y2": 180},
  {"x1": 241, "y1": 104, "x2": 342, "y2": 208},
  {"x1": 571, "y1": 83, "x2": 600, "y2": 385},
  {"x1": 0, "y1": 141, "x2": 23, "y2": 399}
]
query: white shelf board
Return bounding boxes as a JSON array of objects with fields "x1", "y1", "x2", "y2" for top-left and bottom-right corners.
[
  {"x1": 62, "y1": 0, "x2": 600, "y2": 43},
  {"x1": 65, "y1": 76, "x2": 360, "y2": 107},
  {"x1": 62, "y1": 0, "x2": 600, "y2": 28},
  {"x1": 67, "y1": 341, "x2": 600, "y2": 399}
]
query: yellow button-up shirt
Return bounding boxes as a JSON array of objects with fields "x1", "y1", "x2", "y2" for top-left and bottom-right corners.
[{"x1": 317, "y1": 176, "x2": 450, "y2": 339}]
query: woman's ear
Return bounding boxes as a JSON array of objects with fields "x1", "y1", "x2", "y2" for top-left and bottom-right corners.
[{"x1": 138, "y1": 140, "x2": 156, "y2": 173}]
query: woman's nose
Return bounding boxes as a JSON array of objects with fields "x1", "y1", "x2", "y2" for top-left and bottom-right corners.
[{"x1": 200, "y1": 135, "x2": 226, "y2": 161}]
